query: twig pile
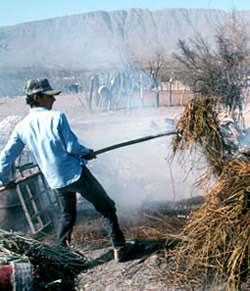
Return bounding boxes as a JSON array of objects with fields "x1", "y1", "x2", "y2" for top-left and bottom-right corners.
[{"x1": 0, "y1": 229, "x2": 90, "y2": 290}]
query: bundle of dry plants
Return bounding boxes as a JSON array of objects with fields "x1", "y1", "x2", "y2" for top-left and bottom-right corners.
[
  {"x1": 166, "y1": 96, "x2": 249, "y2": 290},
  {"x1": 172, "y1": 96, "x2": 236, "y2": 181},
  {"x1": 167, "y1": 157, "x2": 249, "y2": 290},
  {"x1": 0, "y1": 229, "x2": 90, "y2": 290}
]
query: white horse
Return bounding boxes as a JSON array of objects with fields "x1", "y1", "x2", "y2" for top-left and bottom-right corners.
[{"x1": 97, "y1": 85, "x2": 112, "y2": 111}]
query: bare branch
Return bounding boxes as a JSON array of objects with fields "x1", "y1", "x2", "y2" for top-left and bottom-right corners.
[{"x1": 174, "y1": 14, "x2": 250, "y2": 116}]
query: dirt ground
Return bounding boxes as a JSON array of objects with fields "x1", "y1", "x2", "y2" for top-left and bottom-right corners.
[
  {"x1": 0, "y1": 94, "x2": 249, "y2": 290},
  {"x1": 75, "y1": 241, "x2": 181, "y2": 291}
]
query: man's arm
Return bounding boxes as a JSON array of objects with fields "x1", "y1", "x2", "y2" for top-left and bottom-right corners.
[{"x1": 0, "y1": 129, "x2": 25, "y2": 185}]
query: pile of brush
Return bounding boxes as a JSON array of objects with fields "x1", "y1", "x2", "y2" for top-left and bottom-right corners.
[
  {"x1": 0, "y1": 229, "x2": 90, "y2": 290},
  {"x1": 167, "y1": 97, "x2": 249, "y2": 290}
]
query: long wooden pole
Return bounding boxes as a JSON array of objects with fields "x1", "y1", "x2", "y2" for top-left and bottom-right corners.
[
  {"x1": 0, "y1": 131, "x2": 179, "y2": 190},
  {"x1": 94, "y1": 130, "x2": 178, "y2": 155}
]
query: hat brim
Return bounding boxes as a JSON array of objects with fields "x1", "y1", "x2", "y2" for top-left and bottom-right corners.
[{"x1": 43, "y1": 90, "x2": 61, "y2": 96}]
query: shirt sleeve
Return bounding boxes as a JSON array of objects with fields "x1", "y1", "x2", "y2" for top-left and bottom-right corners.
[
  {"x1": 58, "y1": 113, "x2": 90, "y2": 156},
  {"x1": 0, "y1": 128, "x2": 25, "y2": 185}
]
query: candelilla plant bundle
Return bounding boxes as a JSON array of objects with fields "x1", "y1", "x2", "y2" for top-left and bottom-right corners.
[
  {"x1": 168, "y1": 97, "x2": 249, "y2": 290},
  {"x1": 172, "y1": 97, "x2": 236, "y2": 181}
]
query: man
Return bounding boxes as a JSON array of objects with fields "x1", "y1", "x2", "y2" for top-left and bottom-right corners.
[{"x1": 0, "y1": 78, "x2": 126, "y2": 260}]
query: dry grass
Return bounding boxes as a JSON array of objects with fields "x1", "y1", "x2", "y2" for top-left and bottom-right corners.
[
  {"x1": 122, "y1": 214, "x2": 186, "y2": 242},
  {"x1": 172, "y1": 97, "x2": 236, "y2": 182},
  {"x1": 166, "y1": 97, "x2": 250, "y2": 290},
  {"x1": 166, "y1": 157, "x2": 250, "y2": 290},
  {"x1": 72, "y1": 211, "x2": 186, "y2": 244}
]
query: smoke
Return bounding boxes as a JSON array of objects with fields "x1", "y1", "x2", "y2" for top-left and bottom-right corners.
[
  {"x1": 1, "y1": 95, "x2": 249, "y2": 215},
  {"x1": 93, "y1": 147, "x2": 206, "y2": 208},
  {"x1": 72, "y1": 105, "x2": 207, "y2": 211}
]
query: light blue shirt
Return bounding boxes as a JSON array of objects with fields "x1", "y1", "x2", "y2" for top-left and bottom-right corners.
[{"x1": 0, "y1": 107, "x2": 90, "y2": 189}]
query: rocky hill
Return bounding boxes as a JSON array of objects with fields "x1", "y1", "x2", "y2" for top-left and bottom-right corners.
[
  {"x1": 0, "y1": 8, "x2": 249, "y2": 96},
  {"x1": 1, "y1": 8, "x2": 249, "y2": 68}
]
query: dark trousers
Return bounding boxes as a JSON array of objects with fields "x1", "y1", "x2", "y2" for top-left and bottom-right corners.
[{"x1": 55, "y1": 166, "x2": 125, "y2": 248}]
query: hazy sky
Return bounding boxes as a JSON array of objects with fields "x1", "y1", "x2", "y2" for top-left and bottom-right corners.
[{"x1": 0, "y1": 0, "x2": 250, "y2": 27}]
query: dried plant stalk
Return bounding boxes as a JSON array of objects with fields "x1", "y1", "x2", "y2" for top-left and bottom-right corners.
[
  {"x1": 164, "y1": 96, "x2": 250, "y2": 290},
  {"x1": 170, "y1": 157, "x2": 249, "y2": 290},
  {"x1": 172, "y1": 97, "x2": 235, "y2": 181},
  {"x1": 0, "y1": 230, "x2": 90, "y2": 290}
]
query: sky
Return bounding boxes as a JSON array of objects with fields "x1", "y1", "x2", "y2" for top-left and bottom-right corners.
[{"x1": 0, "y1": 0, "x2": 250, "y2": 27}]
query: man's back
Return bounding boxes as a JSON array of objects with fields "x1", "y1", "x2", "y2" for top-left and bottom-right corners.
[{"x1": 1, "y1": 107, "x2": 89, "y2": 189}]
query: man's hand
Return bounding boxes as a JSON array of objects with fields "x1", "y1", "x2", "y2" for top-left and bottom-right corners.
[
  {"x1": 81, "y1": 149, "x2": 97, "y2": 161},
  {"x1": 2, "y1": 181, "x2": 16, "y2": 189}
]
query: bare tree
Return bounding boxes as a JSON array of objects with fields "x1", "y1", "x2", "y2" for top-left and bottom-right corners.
[
  {"x1": 143, "y1": 49, "x2": 167, "y2": 107},
  {"x1": 174, "y1": 12, "x2": 250, "y2": 119},
  {"x1": 145, "y1": 49, "x2": 165, "y2": 78}
]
